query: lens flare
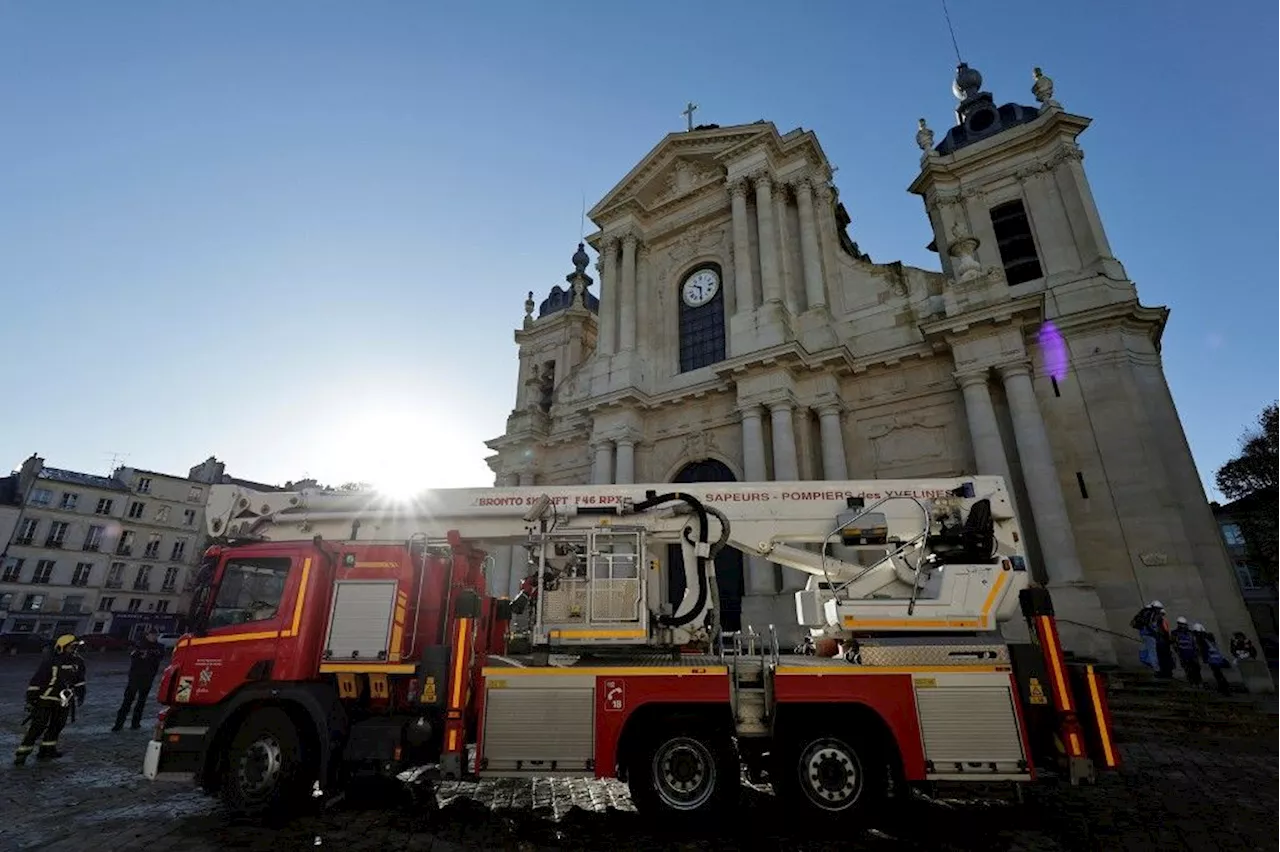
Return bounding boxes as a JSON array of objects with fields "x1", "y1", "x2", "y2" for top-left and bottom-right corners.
[{"x1": 1038, "y1": 321, "x2": 1068, "y2": 382}]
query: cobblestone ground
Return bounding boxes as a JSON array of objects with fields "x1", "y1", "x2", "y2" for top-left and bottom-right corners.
[{"x1": 0, "y1": 655, "x2": 1274, "y2": 851}]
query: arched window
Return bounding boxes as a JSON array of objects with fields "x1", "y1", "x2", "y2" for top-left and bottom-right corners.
[{"x1": 677, "y1": 263, "x2": 727, "y2": 373}]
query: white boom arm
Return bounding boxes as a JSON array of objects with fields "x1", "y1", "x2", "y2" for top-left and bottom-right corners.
[{"x1": 206, "y1": 476, "x2": 1031, "y2": 646}]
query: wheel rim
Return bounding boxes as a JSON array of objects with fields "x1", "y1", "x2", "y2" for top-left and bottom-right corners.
[
  {"x1": 798, "y1": 737, "x2": 862, "y2": 811},
  {"x1": 238, "y1": 735, "x2": 284, "y2": 798},
  {"x1": 651, "y1": 736, "x2": 717, "y2": 810}
]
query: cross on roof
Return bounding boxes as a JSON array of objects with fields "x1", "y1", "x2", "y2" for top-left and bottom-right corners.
[{"x1": 682, "y1": 101, "x2": 699, "y2": 131}]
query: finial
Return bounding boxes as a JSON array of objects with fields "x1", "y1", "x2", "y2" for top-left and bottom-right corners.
[
  {"x1": 523, "y1": 291, "x2": 535, "y2": 327},
  {"x1": 915, "y1": 118, "x2": 935, "y2": 153},
  {"x1": 1032, "y1": 66, "x2": 1060, "y2": 111},
  {"x1": 572, "y1": 242, "x2": 590, "y2": 275},
  {"x1": 952, "y1": 62, "x2": 983, "y2": 101}
]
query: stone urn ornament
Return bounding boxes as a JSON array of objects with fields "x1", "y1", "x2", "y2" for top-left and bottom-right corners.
[
  {"x1": 1032, "y1": 67, "x2": 1061, "y2": 110},
  {"x1": 915, "y1": 118, "x2": 935, "y2": 153}
]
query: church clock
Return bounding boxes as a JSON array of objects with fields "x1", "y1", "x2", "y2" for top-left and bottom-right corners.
[{"x1": 681, "y1": 268, "x2": 720, "y2": 308}]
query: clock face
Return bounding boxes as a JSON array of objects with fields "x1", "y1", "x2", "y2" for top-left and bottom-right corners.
[{"x1": 681, "y1": 268, "x2": 720, "y2": 308}]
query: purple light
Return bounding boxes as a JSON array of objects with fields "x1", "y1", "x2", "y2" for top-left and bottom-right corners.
[{"x1": 1038, "y1": 321, "x2": 1069, "y2": 382}]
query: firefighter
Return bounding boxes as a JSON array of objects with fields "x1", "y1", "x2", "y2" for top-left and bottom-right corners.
[
  {"x1": 14, "y1": 634, "x2": 87, "y2": 765},
  {"x1": 113, "y1": 628, "x2": 165, "y2": 731},
  {"x1": 1171, "y1": 616, "x2": 1202, "y2": 686},
  {"x1": 1193, "y1": 623, "x2": 1232, "y2": 696},
  {"x1": 1133, "y1": 601, "x2": 1175, "y2": 678}
]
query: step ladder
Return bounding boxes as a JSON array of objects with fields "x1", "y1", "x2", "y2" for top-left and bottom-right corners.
[{"x1": 718, "y1": 625, "x2": 779, "y2": 738}]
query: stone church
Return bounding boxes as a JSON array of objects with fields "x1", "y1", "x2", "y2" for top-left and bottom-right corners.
[{"x1": 483, "y1": 62, "x2": 1258, "y2": 665}]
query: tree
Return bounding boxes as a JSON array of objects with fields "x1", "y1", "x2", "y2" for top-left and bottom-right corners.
[{"x1": 1215, "y1": 402, "x2": 1278, "y2": 584}]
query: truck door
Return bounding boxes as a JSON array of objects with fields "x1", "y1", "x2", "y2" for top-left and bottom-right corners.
[{"x1": 176, "y1": 548, "x2": 302, "y2": 706}]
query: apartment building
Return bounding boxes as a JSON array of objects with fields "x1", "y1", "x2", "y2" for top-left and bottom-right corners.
[{"x1": 0, "y1": 454, "x2": 279, "y2": 642}]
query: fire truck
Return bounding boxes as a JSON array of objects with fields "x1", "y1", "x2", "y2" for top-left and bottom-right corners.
[{"x1": 141, "y1": 475, "x2": 1117, "y2": 822}]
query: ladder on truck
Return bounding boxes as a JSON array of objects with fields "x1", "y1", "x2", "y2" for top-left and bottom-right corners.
[{"x1": 718, "y1": 626, "x2": 779, "y2": 738}]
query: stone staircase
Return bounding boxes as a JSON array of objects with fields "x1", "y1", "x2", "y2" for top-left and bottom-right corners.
[{"x1": 1103, "y1": 667, "x2": 1279, "y2": 738}]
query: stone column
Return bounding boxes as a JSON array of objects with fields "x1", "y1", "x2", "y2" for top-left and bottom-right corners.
[
  {"x1": 489, "y1": 473, "x2": 518, "y2": 596},
  {"x1": 754, "y1": 174, "x2": 782, "y2": 304},
  {"x1": 769, "y1": 400, "x2": 800, "y2": 481},
  {"x1": 729, "y1": 178, "x2": 755, "y2": 314},
  {"x1": 618, "y1": 233, "x2": 638, "y2": 352},
  {"x1": 591, "y1": 440, "x2": 615, "y2": 486},
  {"x1": 794, "y1": 177, "x2": 826, "y2": 311},
  {"x1": 597, "y1": 238, "x2": 619, "y2": 355},
  {"x1": 998, "y1": 361, "x2": 1084, "y2": 584},
  {"x1": 739, "y1": 404, "x2": 775, "y2": 595},
  {"x1": 955, "y1": 369, "x2": 1012, "y2": 481},
  {"x1": 614, "y1": 436, "x2": 636, "y2": 485},
  {"x1": 816, "y1": 401, "x2": 848, "y2": 480}
]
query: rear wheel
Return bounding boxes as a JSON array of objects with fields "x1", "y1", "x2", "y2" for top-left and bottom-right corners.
[
  {"x1": 772, "y1": 728, "x2": 886, "y2": 823},
  {"x1": 627, "y1": 722, "x2": 738, "y2": 818},
  {"x1": 221, "y1": 708, "x2": 312, "y2": 818}
]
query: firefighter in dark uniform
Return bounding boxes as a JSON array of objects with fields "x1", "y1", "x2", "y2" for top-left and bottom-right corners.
[
  {"x1": 113, "y1": 628, "x2": 165, "y2": 731},
  {"x1": 14, "y1": 634, "x2": 87, "y2": 765}
]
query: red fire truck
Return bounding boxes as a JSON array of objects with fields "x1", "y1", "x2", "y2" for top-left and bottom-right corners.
[{"x1": 142, "y1": 475, "x2": 1117, "y2": 822}]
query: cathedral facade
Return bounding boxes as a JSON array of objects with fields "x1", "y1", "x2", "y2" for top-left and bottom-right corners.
[{"x1": 483, "y1": 64, "x2": 1258, "y2": 664}]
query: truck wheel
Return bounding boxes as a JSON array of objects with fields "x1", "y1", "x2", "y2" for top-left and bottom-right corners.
[
  {"x1": 627, "y1": 723, "x2": 738, "y2": 818},
  {"x1": 772, "y1": 729, "x2": 886, "y2": 822},
  {"x1": 221, "y1": 708, "x2": 311, "y2": 818}
]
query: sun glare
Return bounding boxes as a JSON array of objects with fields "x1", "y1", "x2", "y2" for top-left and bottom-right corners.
[{"x1": 324, "y1": 407, "x2": 486, "y2": 500}]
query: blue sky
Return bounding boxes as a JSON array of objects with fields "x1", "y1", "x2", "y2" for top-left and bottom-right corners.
[{"x1": 0, "y1": 1, "x2": 1274, "y2": 497}]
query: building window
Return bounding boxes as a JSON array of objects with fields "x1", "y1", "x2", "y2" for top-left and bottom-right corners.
[
  {"x1": 171, "y1": 539, "x2": 188, "y2": 562},
  {"x1": 209, "y1": 557, "x2": 291, "y2": 628},
  {"x1": 116, "y1": 530, "x2": 135, "y2": 556},
  {"x1": 989, "y1": 199, "x2": 1043, "y2": 286},
  {"x1": 188, "y1": 485, "x2": 204, "y2": 503},
  {"x1": 1234, "y1": 561, "x2": 1261, "y2": 590},
  {"x1": 156, "y1": 600, "x2": 170, "y2": 614},
  {"x1": 44, "y1": 521, "x2": 69, "y2": 548},
  {"x1": 183, "y1": 509, "x2": 196, "y2": 526},
  {"x1": 29, "y1": 488, "x2": 52, "y2": 507},
  {"x1": 95, "y1": 498, "x2": 114, "y2": 516},
  {"x1": 677, "y1": 265, "x2": 727, "y2": 373},
  {"x1": 162, "y1": 566, "x2": 180, "y2": 592},
  {"x1": 59, "y1": 492, "x2": 78, "y2": 510},
  {"x1": 32, "y1": 560, "x2": 55, "y2": 584},
  {"x1": 128, "y1": 501, "x2": 146, "y2": 519},
  {"x1": 98, "y1": 597, "x2": 115, "y2": 613},
  {"x1": 21, "y1": 594, "x2": 44, "y2": 612},
  {"x1": 62, "y1": 595, "x2": 84, "y2": 614},
  {"x1": 92, "y1": 621, "x2": 105, "y2": 633},
  {"x1": 106, "y1": 562, "x2": 125, "y2": 589},
  {"x1": 2, "y1": 558, "x2": 24, "y2": 583},
  {"x1": 1221, "y1": 523, "x2": 1245, "y2": 547},
  {"x1": 127, "y1": 598, "x2": 142, "y2": 612},
  {"x1": 155, "y1": 505, "x2": 170, "y2": 523},
  {"x1": 144, "y1": 534, "x2": 162, "y2": 559},
  {"x1": 0, "y1": 593, "x2": 12, "y2": 610},
  {"x1": 83, "y1": 525, "x2": 104, "y2": 552},
  {"x1": 72, "y1": 563, "x2": 93, "y2": 586},
  {"x1": 137, "y1": 477, "x2": 153, "y2": 494},
  {"x1": 133, "y1": 565, "x2": 153, "y2": 592},
  {"x1": 15, "y1": 518, "x2": 37, "y2": 545}
]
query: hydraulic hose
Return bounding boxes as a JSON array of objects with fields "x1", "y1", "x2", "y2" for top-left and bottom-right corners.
[{"x1": 630, "y1": 491, "x2": 712, "y2": 629}]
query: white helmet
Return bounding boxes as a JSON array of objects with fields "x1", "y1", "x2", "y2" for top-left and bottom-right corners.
[
  {"x1": 1193, "y1": 623, "x2": 1206, "y2": 632},
  {"x1": 1150, "y1": 600, "x2": 1164, "y2": 609},
  {"x1": 1176, "y1": 616, "x2": 1188, "y2": 625}
]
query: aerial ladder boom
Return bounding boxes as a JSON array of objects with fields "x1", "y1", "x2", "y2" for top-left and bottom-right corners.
[{"x1": 204, "y1": 475, "x2": 1031, "y2": 647}]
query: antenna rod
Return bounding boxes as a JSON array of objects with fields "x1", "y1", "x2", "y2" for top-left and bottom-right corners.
[
  {"x1": 580, "y1": 192, "x2": 586, "y2": 240},
  {"x1": 941, "y1": 0, "x2": 963, "y2": 64}
]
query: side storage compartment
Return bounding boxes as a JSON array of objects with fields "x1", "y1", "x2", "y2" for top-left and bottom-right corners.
[
  {"x1": 325, "y1": 580, "x2": 398, "y2": 661},
  {"x1": 480, "y1": 678, "x2": 595, "y2": 776},
  {"x1": 913, "y1": 672, "x2": 1029, "y2": 780}
]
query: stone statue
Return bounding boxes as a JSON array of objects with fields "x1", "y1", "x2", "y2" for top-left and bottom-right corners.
[
  {"x1": 946, "y1": 219, "x2": 982, "y2": 284},
  {"x1": 1032, "y1": 67, "x2": 1060, "y2": 110},
  {"x1": 523, "y1": 291, "x2": 535, "y2": 328},
  {"x1": 915, "y1": 118, "x2": 935, "y2": 153}
]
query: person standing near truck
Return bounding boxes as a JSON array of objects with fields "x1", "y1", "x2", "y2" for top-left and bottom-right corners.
[
  {"x1": 113, "y1": 629, "x2": 165, "y2": 731},
  {"x1": 14, "y1": 634, "x2": 87, "y2": 765}
]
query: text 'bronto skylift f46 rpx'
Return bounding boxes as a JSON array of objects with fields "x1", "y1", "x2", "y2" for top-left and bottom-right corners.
[{"x1": 141, "y1": 475, "x2": 1117, "y2": 823}]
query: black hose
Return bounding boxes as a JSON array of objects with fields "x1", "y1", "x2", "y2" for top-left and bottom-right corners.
[{"x1": 630, "y1": 491, "x2": 712, "y2": 628}]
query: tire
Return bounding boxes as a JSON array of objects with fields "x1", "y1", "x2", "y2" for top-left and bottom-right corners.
[
  {"x1": 627, "y1": 723, "x2": 739, "y2": 818},
  {"x1": 772, "y1": 728, "x2": 886, "y2": 823},
  {"x1": 221, "y1": 707, "x2": 312, "y2": 819}
]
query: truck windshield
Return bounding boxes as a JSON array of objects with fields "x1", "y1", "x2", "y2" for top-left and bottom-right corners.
[{"x1": 208, "y1": 557, "x2": 291, "y2": 628}]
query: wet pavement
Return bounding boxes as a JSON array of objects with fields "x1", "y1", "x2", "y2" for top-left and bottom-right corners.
[{"x1": 0, "y1": 653, "x2": 1275, "y2": 851}]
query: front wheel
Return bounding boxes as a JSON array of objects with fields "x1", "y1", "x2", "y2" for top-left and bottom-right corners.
[
  {"x1": 221, "y1": 708, "x2": 312, "y2": 819},
  {"x1": 627, "y1": 723, "x2": 738, "y2": 818}
]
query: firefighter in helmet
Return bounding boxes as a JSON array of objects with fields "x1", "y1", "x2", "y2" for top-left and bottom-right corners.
[{"x1": 14, "y1": 633, "x2": 87, "y2": 765}]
